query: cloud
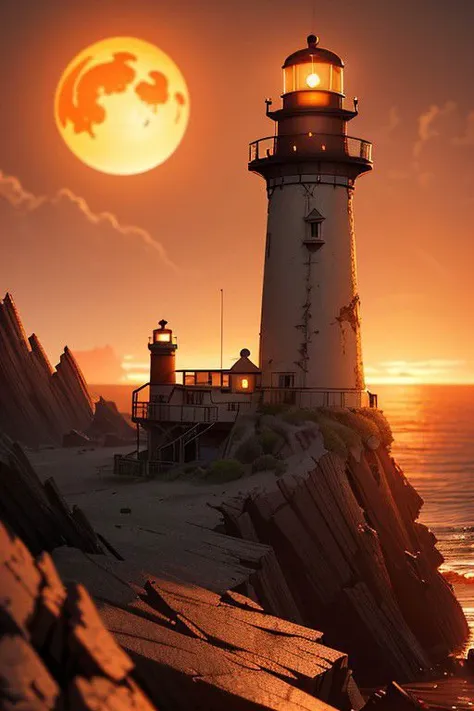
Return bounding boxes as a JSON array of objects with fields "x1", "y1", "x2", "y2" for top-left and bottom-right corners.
[
  {"x1": 0, "y1": 170, "x2": 179, "y2": 361},
  {"x1": 0, "y1": 171, "x2": 175, "y2": 268},
  {"x1": 72, "y1": 345, "x2": 126, "y2": 384},
  {"x1": 452, "y1": 110, "x2": 474, "y2": 146},
  {"x1": 413, "y1": 101, "x2": 456, "y2": 161},
  {"x1": 366, "y1": 359, "x2": 469, "y2": 384},
  {"x1": 0, "y1": 172, "x2": 43, "y2": 209}
]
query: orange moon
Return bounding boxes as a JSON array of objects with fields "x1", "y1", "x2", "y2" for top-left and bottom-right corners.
[{"x1": 54, "y1": 37, "x2": 190, "y2": 176}]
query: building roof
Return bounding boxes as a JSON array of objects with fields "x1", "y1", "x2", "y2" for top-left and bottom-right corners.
[
  {"x1": 305, "y1": 208, "x2": 325, "y2": 223},
  {"x1": 230, "y1": 349, "x2": 261, "y2": 373}
]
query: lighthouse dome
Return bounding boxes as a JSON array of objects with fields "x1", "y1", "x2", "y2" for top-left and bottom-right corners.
[
  {"x1": 282, "y1": 35, "x2": 344, "y2": 94},
  {"x1": 283, "y1": 35, "x2": 344, "y2": 69}
]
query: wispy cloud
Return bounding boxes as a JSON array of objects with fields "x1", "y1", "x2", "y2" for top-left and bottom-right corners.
[
  {"x1": 413, "y1": 101, "x2": 457, "y2": 161},
  {"x1": 0, "y1": 170, "x2": 175, "y2": 269},
  {"x1": 366, "y1": 359, "x2": 469, "y2": 384}
]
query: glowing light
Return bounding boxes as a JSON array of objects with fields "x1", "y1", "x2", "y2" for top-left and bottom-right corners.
[
  {"x1": 55, "y1": 37, "x2": 190, "y2": 175},
  {"x1": 155, "y1": 333, "x2": 171, "y2": 343},
  {"x1": 306, "y1": 72, "x2": 320, "y2": 88},
  {"x1": 241, "y1": 378, "x2": 249, "y2": 390}
]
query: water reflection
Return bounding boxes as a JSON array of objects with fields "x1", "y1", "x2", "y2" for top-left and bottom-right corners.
[{"x1": 374, "y1": 384, "x2": 474, "y2": 650}]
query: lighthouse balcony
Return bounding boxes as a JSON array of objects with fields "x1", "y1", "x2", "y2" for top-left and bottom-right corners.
[{"x1": 249, "y1": 132, "x2": 372, "y2": 167}]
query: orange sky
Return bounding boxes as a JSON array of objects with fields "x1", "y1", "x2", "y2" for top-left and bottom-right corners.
[{"x1": 0, "y1": 0, "x2": 473, "y2": 386}]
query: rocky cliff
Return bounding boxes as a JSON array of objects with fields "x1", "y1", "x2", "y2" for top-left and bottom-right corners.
[
  {"x1": 218, "y1": 408, "x2": 469, "y2": 684},
  {"x1": 0, "y1": 293, "x2": 93, "y2": 446}
]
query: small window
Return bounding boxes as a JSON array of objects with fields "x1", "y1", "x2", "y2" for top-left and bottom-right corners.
[
  {"x1": 185, "y1": 390, "x2": 204, "y2": 405},
  {"x1": 310, "y1": 222, "x2": 321, "y2": 239},
  {"x1": 196, "y1": 371, "x2": 211, "y2": 385},
  {"x1": 184, "y1": 372, "x2": 195, "y2": 386},
  {"x1": 278, "y1": 374, "x2": 295, "y2": 388},
  {"x1": 222, "y1": 374, "x2": 230, "y2": 389},
  {"x1": 241, "y1": 378, "x2": 249, "y2": 390}
]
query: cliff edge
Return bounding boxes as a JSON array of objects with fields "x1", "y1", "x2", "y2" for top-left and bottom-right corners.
[{"x1": 217, "y1": 406, "x2": 468, "y2": 683}]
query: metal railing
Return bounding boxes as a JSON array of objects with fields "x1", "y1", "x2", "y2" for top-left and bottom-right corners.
[
  {"x1": 262, "y1": 388, "x2": 370, "y2": 409},
  {"x1": 249, "y1": 133, "x2": 372, "y2": 164},
  {"x1": 133, "y1": 401, "x2": 220, "y2": 423}
]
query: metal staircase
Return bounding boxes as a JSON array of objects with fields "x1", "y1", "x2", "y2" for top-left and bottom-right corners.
[{"x1": 156, "y1": 421, "x2": 215, "y2": 465}]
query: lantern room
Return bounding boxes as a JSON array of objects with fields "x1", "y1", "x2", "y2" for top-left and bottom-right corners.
[
  {"x1": 152, "y1": 319, "x2": 173, "y2": 344},
  {"x1": 148, "y1": 319, "x2": 177, "y2": 386},
  {"x1": 283, "y1": 35, "x2": 344, "y2": 95}
]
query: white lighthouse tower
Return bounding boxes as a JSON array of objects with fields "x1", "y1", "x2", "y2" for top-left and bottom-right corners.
[{"x1": 249, "y1": 34, "x2": 373, "y2": 409}]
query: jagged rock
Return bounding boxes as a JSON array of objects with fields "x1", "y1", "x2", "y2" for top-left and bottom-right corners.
[
  {"x1": 0, "y1": 522, "x2": 156, "y2": 711},
  {"x1": 467, "y1": 648, "x2": 474, "y2": 672},
  {"x1": 0, "y1": 432, "x2": 102, "y2": 555},
  {"x1": 63, "y1": 430, "x2": 93, "y2": 448},
  {"x1": 402, "y1": 677, "x2": 474, "y2": 709},
  {"x1": 363, "y1": 682, "x2": 424, "y2": 709},
  {"x1": 218, "y1": 419, "x2": 468, "y2": 684},
  {"x1": 0, "y1": 520, "x2": 363, "y2": 711},
  {"x1": 86, "y1": 397, "x2": 135, "y2": 444},
  {"x1": 0, "y1": 293, "x2": 93, "y2": 447}
]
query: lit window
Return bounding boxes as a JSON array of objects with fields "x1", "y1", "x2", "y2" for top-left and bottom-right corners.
[
  {"x1": 184, "y1": 372, "x2": 195, "y2": 386},
  {"x1": 155, "y1": 332, "x2": 171, "y2": 343},
  {"x1": 222, "y1": 374, "x2": 230, "y2": 389},
  {"x1": 241, "y1": 378, "x2": 249, "y2": 390},
  {"x1": 196, "y1": 371, "x2": 211, "y2": 385}
]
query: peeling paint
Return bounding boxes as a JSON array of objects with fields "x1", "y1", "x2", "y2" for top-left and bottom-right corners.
[
  {"x1": 295, "y1": 255, "x2": 313, "y2": 377},
  {"x1": 335, "y1": 294, "x2": 361, "y2": 333}
]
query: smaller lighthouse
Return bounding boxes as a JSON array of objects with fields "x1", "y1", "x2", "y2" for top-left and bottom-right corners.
[
  {"x1": 148, "y1": 319, "x2": 177, "y2": 387},
  {"x1": 249, "y1": 34, "x2": 373, "y2": 409}
]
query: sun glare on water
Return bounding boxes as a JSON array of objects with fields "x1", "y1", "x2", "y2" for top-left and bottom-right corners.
[{"x1": 55, "y1": 37, "x2": 190, "y2": 176}]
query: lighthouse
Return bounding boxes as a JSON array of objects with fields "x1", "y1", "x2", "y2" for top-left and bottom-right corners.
[{"x1": 249, "y1": 35, "x2": 373, "y2": 409}]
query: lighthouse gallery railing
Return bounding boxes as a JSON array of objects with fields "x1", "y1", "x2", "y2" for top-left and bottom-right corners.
[{"x1": 249, "y1": 133, "x2": 372, "y2": 163}]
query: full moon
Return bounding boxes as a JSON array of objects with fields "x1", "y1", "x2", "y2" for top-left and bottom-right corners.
[{"x1": 55, "y1": 37, "x2": 190, "y2": 176}]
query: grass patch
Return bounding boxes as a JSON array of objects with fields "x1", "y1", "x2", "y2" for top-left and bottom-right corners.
[
  {"x1": 234, "y1": 436, "x2": 263, "y2": 464},
  {"x1": 329, "y1": 408, "x2": 379, "y2": 441},
  {"x1": 252, "y1": 454, "x2": 286, "y2": 476},
  {"x1": 357, "y1": 408, "x2": 394, "y2": 448},
  {"x1": 258, "y1": 403, "x2": 290, "y2": 417},
  {"x1": 257, "y1": 427, "x2": 284, "y2": 455},
  {"x1": 204, "y1": 458, "x2": 245, "y2": 483}
]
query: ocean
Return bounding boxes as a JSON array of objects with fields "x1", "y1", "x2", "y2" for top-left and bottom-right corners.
[
  {"x1": 375, "y1": 384, "x2": 474, "y2": 654},
  {"x1": 92, "y1": 382, "x2": 474, "y2": 652}
]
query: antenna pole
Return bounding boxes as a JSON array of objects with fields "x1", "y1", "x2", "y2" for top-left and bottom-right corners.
[{"x1": 220, "y1": 288, "x2": 224, "y2": 370}]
